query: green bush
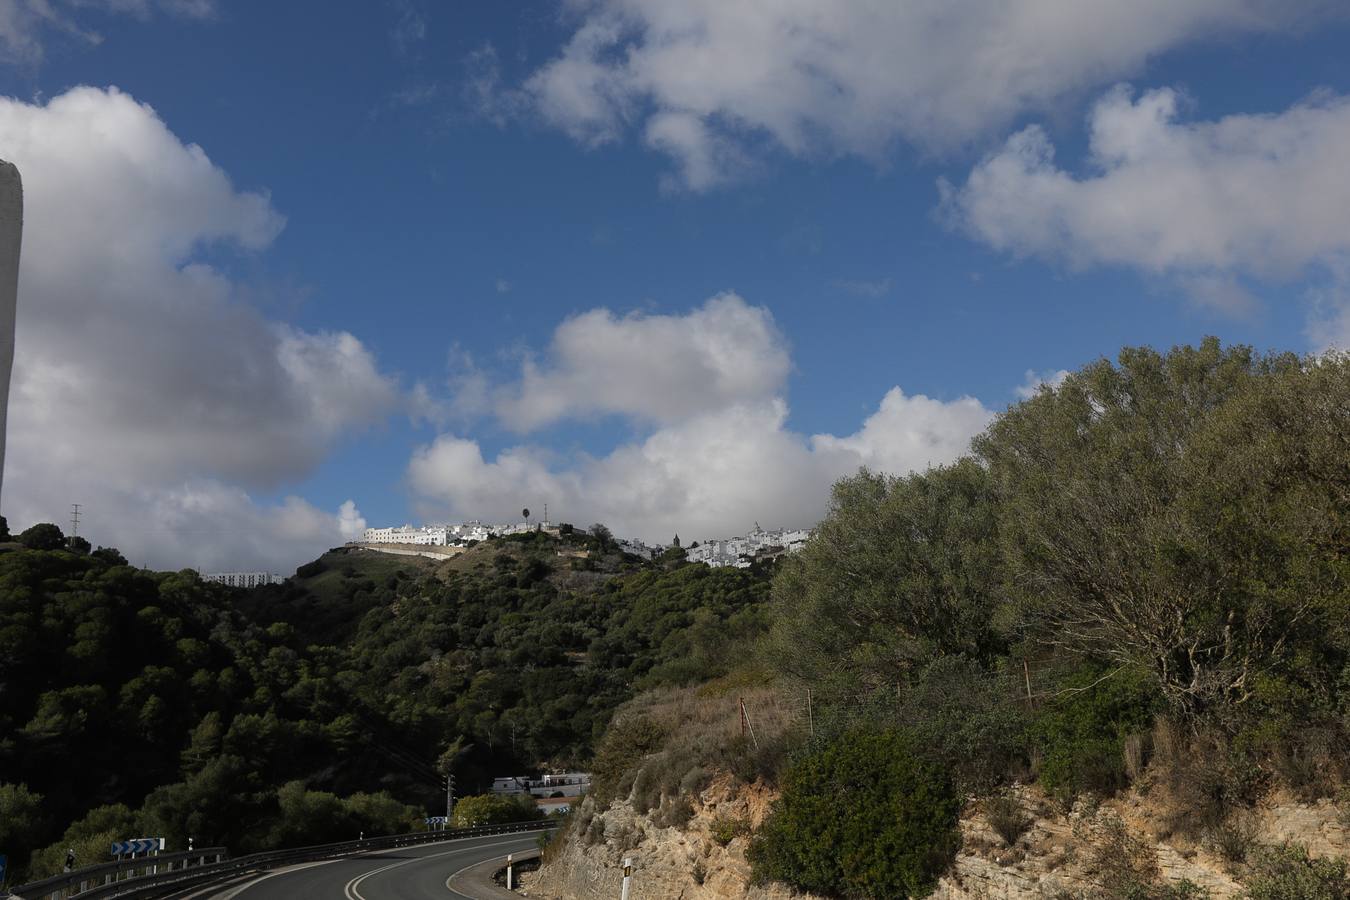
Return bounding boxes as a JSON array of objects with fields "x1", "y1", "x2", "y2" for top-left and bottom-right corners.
[
  {"x1": 1242, "y1": 844, "x2": 1350, "y2": 899},
  {"x1": 1031, "y1": 666, "x2": 1160, "y2": 801},
  {"x1": 748, "y1": 729, "x2": 960, "y2": 898},
  {"x1": 710, "y1": 814, "x2": 750, "y2": 846},
  {"x1": 18, "y1": 522, "x2": 65, "y2": 551},
  {"x1": 452, "y1": 793, "x2": 542, "y2": 828},
  {"x1": 896, "y1": 656, "x2": 1028, "y2": 795},
  {"x1": 589, "y1": 715, "x2": 668, "y2": 805}
]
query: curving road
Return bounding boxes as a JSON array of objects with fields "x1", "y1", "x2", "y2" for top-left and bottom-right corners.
[{"x1": 209, "y1": 831, "x2": 542, "y2": 900}]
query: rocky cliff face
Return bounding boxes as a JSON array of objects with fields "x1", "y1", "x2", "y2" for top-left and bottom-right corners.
[
  {"x1": 525, "y1": 777, "x2": 1349, "y2": 899},
  {"x1": 522, "y1": 774, "x2": 819, "y2": 900}
]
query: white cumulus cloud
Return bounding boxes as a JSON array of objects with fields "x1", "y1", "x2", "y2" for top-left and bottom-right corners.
[
  {"x1": 494, "y1": 293, "x2": 791, "y2": 432},
  {"x1": 510, "y1": 0, "x2": 1343, "y2": 189},
  {"x1": 0, "y1": 86, "x2": 394, "y2": 569},
  {"x1": 409, "y1": 295, "x2": 994, "y2": 543},
  {"x1": 942, "y1": 85, "x2": 1350, "y2": 344}
]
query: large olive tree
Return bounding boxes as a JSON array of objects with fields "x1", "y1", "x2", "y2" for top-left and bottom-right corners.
[
  {"x1": 766, "y1": 458, "x2": 1003, "y2": 694},
  {"x1": 975, "y1": 339, "x2": 1348, "y2": 720}
]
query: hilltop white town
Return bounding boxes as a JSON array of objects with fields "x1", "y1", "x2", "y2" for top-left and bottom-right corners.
[{"x1": 353, "y1": 518, "x2": 812, "y2": 569}]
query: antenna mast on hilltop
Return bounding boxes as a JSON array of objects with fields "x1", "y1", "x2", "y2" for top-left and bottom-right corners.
[{"x1": 70, "y1": 503, "x2": 81, "y2": 537}]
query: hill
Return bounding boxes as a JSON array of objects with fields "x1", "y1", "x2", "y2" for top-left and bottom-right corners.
[{"x1": 0, "y1": 526, "x2": 774, "y2": 882}]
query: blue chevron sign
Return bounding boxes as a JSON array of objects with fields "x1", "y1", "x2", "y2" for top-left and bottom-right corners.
[
  {"x1": 424, "y1": 816, "x2": 448, "y2": 825},
  {"x1": 111, "y1": 838, "x2": 163, "y2": 856}
]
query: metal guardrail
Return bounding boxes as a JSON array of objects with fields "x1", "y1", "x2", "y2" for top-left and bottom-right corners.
[
  {"x1": 8, "y1": 849, "x2": 227, "y2": 900},
  {"x1": 10, "y1": 820, "x2": 552, "y2": 900}
]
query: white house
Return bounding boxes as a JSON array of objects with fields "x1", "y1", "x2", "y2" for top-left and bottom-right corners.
[{"x1": 202, "y1": 572, "x2": 285, "y2": 588}]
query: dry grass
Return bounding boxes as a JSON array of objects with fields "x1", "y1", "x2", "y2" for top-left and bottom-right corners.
[
  {"x1": 1077, "y1": 810, "x2": 1162, "y2": 899},
  {"x1": 592, "y1": 680, "x2": 803, "y2": 817},
  {"x1": 985, "y1": 793, "x2": 1032, "y2": 846}
]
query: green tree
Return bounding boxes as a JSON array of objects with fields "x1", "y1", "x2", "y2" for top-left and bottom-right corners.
[
  {"x1": 18, "y1": 522, "x2": 65, "y2": 551},
  {"x1": 590, "y1": 523, "x2": 613, "y2": 552},
  {"x1": 767, "y1": 459, "x2": 1002, "y2": 695},
  {"x1": 975, "y1": 339, "x2": 1347, "y2": 720},
  {"x1": 342, "y1": 792, "x2": 420, "y2": 836},
  {"x1": 29, "y1": 804, "x2": 137, "y2": 879},
  {"x1": 267, "y1": 781, "x2": 355, "y2": 847},
  {"x1": 451, "y1": 793, "x2": 542, "y2": 828},
  {"x1": 0, "y1": 783, "x2": 47, "y2": 878},
  {"x1": 749, "y1": 729, "x2": 960, "y2": 898},
  {"x1": 92, "y1": 546, "x2": 128, "y2": 565}
]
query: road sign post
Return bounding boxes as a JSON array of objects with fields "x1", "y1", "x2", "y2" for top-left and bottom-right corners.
[{"x1": 620, "y1": 857, "x2": 633, "y2": 900}]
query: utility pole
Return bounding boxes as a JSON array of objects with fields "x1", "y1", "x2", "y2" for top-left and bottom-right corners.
[
  {"x1": 70, "y1": 503, "x2": 81, "y2": 537},
  {"x1": 445, "y1": 772, "x2": 455, "y2": 826}
]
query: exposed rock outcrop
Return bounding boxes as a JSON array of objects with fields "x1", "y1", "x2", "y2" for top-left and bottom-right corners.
[{"x1": 526, "y1": 778, "x2": 1349, "y2": 899}]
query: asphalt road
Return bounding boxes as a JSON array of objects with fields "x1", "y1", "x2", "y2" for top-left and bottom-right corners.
[{"x1": 215, "y1": 832, "x2": 542, "y2": 900}]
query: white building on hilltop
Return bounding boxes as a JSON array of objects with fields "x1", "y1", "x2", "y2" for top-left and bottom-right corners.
[
  {"x1": 684, "y1": 525, "x2": 812, "y2": 568},
  {"x1": 362, "y1": 524, "x2": 451, "y2": 545},
  {"x1": 360, "y1": 520, "x2": 505, "y2": 547},
  {"x1": 202, "y1": 572, "x2": 286, "y2": 588}
]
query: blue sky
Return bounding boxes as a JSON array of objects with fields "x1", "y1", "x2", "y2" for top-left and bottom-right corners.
[{"x1": 2, "y1": 1, "x2": 1349, "y2": 570}]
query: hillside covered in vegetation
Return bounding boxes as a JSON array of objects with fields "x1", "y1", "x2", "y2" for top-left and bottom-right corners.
[
  {"x1": 547, "y1": 340, "x2": 1350, "y2": 899},
  {"x1": 0, "y1": 524, "x2": 772, "y2": 881}
]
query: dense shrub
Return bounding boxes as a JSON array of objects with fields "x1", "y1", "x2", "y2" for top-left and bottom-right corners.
[
  {"x1": 1031, "y1": 666, "x2": 1160, "y2": 800},
  {"x1": 749, "y1": 729, "x2": 960, "y2": 898},
  {"x1": 1150, "y1": 722, "x2": 1264, "y2": 837},
  {"x1": 710, "y1": 814, "x2": 750, "y2": 845},
  {"x1": 18, "y1": 522, "x2": 65, "y2": 550},
  {"x1": 895, "y1": 656, "x2": 1028, "y2": 795},
  {"x1": 294, "y1": 559, "x2": 325, "y2": 579},
  {"x1": 1242, "y1": 844, "x2": 1350, "y2": 899},
  {"x1": 589, "y1": 715, "x2": 668, "y2": 805}
]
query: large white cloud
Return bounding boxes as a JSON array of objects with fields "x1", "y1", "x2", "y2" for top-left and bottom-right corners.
[
  {"x1": 409, "y1": 296, "x2": 993, "y2": 543},
  {"x1": 944, "y1": 86, "x2": 1350, "y2": 276},
  {"x1": 0, "y1": 0, "x2": 215, "y2": 66},
  {"x1": 510, "y1": 0, "x2": 1342, "y2": 190},
  {"x1": 942, "y1": 85, "x2": 1350, "y2": 345},
  {"x1": 1, "y1": 86, "x2": 393, "y2": 570},
  {"x1": 495, "y1": 293, "x2": 790, "y2": 431}
]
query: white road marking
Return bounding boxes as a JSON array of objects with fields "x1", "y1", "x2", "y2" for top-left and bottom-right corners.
[
  {"x1": 183, "y1": 860, "x2": 337, "y2": 900},
  {"x1": 344, "y1": 836, "x2": 536, "y2": 900}
]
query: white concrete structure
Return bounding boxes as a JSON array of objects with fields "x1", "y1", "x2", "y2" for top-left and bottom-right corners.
[
  {"x1": 617, "y1": 538, "x2": 659, "y2": 559},
  {"x1": 0, "y1": 161, "x2": 21, "y2": 509},
  {"x1": 492, "y1": 772, "x2": 591, "y2": 799},
  {"x1": 362, "y1": 524, "x2": 452, "y2": 545},
  {"x1": 202, "y1": 571, "x2": 286, "y2": 588},
  {"x1": 360, "y1": 520, "x2": 524, "y2": 546}
]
